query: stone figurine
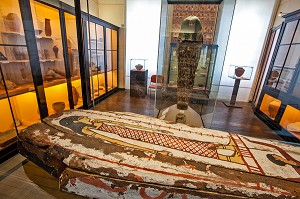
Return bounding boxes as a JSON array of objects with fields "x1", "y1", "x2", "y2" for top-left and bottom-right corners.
[
  {"x1": 177, "y1": 16, "x2": 203, "y2": 111},
  {"x1": 45, "y1": 18, "x2": 52, "y2": 36}
]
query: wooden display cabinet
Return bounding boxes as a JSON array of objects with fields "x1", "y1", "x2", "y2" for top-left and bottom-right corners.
[{"x1": 255, "y1": 9, "x2": 300, "y2": 143}]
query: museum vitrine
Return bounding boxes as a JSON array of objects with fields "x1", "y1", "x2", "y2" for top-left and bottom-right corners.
[
  {"x1": 255, "y1": 9, "x2": 300, "y2": 143},
  {"x1": 0, "y1": 0, "x2": 40, "y2": 159},
  {"x1": 155, "y1": 0, "x2": 235, "y2": 127},
  {"x1": 88, "y1": 21, "x2": 107, "y2": 100},
  {"x1": 0, "y1": 0, "x2": 119, "y2": 161}
]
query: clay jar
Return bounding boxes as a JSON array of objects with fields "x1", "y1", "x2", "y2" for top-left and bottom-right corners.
[
  {"x1": 6, "y1": 13, "x2": 21, "y2": 32},
  {"x1": 235, "y1": 67, "x2": 245, "y2": 77},
  {"x1": 52, "y1": 102, "x2": 65, "y2": 113},
  {"x1": 72, "y1": 86, "x2": 79, "y2": 105},
  {"x1": 45, "y1": 18, "x2": 52, "y2": 36},
  {"x1": 268, "y1": 99, "x2": 281, "y2": 118},
  {"x1": 135, "y1": 64, "x2": 143, "y2": 70},
  {"x1": 53, "y1": 46, "x2": 58, "y2": 58}
]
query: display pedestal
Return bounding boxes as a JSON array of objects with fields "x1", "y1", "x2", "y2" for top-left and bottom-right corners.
[
  {"x1": 130, "y1": 69, "x2": 148, "y2": 98},
  {"x1": 223, "y1": 78, "x2": 243, "y2": 108},
  {"x1": 223, "y1": 65, "x2": 253, "y2": 108},
  {"x1": 157, "y1": 104, "x2": 203, "y2": 127}
]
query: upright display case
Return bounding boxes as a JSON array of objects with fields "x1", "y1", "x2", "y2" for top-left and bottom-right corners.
[
  {"x1": 0, "y1": 0, "x2": 40, "y2": 160},
  {"x1": 255, "y1": 9, "x2": 300, "y2": 143},
  {"x1": 155, "y1": 0, "x2": 235, "y2": 128},
  {"x1": 168, "y1": 43, "x2": 218, "y2": 91},
  {"x1": 0, "y1": 0, "x2": 119, "y2": 162}
]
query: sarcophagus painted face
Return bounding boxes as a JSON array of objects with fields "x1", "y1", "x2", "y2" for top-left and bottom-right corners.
[{"x1": 177, "y1": 16, "x2": 203, "y2": 110}]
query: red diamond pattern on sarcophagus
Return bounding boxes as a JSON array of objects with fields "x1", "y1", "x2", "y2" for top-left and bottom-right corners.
[{"x1": 99, "y1": 123, "x2": 218, "y2": 158}]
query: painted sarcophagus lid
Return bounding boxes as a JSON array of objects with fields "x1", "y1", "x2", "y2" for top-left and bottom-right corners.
[{"x1": 18, "y1": 110, "x2": 300, "y2": 198}]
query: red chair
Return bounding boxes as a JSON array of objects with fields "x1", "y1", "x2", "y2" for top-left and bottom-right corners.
[{"x1": 148, "y1": 75, "x2": 164, "y2": 96}]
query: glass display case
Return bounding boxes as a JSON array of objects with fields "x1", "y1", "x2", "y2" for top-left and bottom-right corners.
[
  {"x1": 88, "y1": 21, "x2": 106, "y2": 100},
  {"x1": 255, "y1": 9, "x2": 300, "y2": 143},
  {"x1": 106, "y1": 28, "x2": 118, "y2": 91},
  {"x1": 168, "y1": 43, "x2": 218, "y2": 91},
  {"x1": 155, "y1": 0, "x2": 236, "y2": 128},
  {"x1": 0, "y1": 0, "x2": 119, "y2": 161},
  {"x1": 0, "y1": 0, "x2": 40, "y2": 159}
]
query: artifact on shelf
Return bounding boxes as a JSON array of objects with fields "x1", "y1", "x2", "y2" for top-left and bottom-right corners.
[
  {"x1": 20, "y1": 68, "x2": 26, "y2": 79},
  {"x1": 13, "y1": 47, "x2": 26, "y2": 60},
  {"x1": 52, "y1": 102, "x2": 65, "y2": 113},
  {"x1": 235, "y1": 67, "x2": 245, "y2": 77},
  {"x1": 135, "y1": 64, "x2": 143, "y2": 70},
  {"x1": 53, "y1": 46, "x2": 59, "y2": 58},
  {"x1": 15, "y1": 119, "x2": 22, "y2": 127},
  {"x1": 267, "y1": 70, "x2": 279, "y2": 86},
  {"x1": 287, "y1": 122, "x2": 300, "y2": 133},
  {"x1": 44, "y1": 49, "x2": 50, "y2": 59},
  {"x1": 72, "y1": 86, "x2": 79, "y2": 105},
  {"x1": 268, "y1": 99, "x2": 281, "y2": 118},
  {"x1": 1, "y1": 79, "x2": 17, "y2": 90},
  {"x1": 44, "y1": 18, "x2": 52, "y2": 36},
  {"x1": 67, "y1": 39, "x2": 75, "y2": 76},
  {"x1": 45, "y1": 68, "x2": 56, "y2": 81},
  {"x1": 0, "y1": 52, "x2": 8, "y2": 60},
  {"x1": 4, "y1": 13, "x2": 21, "y2": 32},
  {"x1": 53, "y1": 68, "x2": 66, "y2": 77},
  {"x1": 35, "y1": 29, "x2": 42, "y2": 35},
  {"x1": 177, "y1": 16, "x2": 203, "y2": 111}
]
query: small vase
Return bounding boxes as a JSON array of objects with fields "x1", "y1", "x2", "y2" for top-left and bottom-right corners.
[
  {"x1": 268, "y1": 100, "x2": 280, "y2": 118},
  {"x1": 135, "y1": 64, "x2": 143, "y2": 70},
  {"x1": 235, "y1": 67, "x2": 245, "y2": 77},
  {"x1": 6, "y1": 13, "x2": 21, "y2": 32},
  {"x1": 52, "y1": 102, "x2": 65, "y2": 113},
  {"x1": 53, "y1": 46, "x2": 58, "y2": 58},
  {"x1": 45, "y1": 18, "x2": 52, "y2": 36},
  {"x1": 72, "y1": 86, "x2": 79, "y2": 105}
]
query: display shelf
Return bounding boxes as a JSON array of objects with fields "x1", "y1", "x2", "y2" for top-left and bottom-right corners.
[
  {"x1": 35, "y1": 35, "x2": 61, "y2": 40},
  {"x1": 39, "y1": 58, "x2": 61, "y2": 62},
  {"x1": 0, "y1": 60, "x2": 30, "y2": 64},
  {"x1": 1, "y1": 31, "x2": 25, "y2": 36},
  {"x1": 43, "y1": 78, "x2": 67, "y2": 88},
  {"x1": 0, "y1": 83, "x2": 35, "y2": 100},
  {"x1": 279, "y1": 105, "x2": 300, "y2": 140}
]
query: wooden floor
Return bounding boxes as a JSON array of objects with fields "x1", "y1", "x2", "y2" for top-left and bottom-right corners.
[
  {"x1": 94, "y1": 90, "x2": 282, "y2": 140},
  {"x1": 0, "y1": 89, "x2": 282, "y2": 199}
]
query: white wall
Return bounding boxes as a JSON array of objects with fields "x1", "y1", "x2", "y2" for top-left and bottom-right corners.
[
  {"x1": 125, "y1": 0, "x2": 162, "y2": 89},
  {"x1": 217, "y1": 0, "x2": 277, "y2": 102},
  {"x1": 98, "y1": 0, "x2": 125, "y2": 28},
  {"x1": 273, "y1": 0, "x2": 300, "y2": 27}
]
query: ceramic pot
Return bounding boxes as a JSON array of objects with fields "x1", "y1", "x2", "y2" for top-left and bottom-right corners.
[
  {"x1": 135, "y1": 64, "x2": 143, "y2": 70},
  {"x1": 13, "y1": 47, "x2": 22, "y2": 60},
  {"x1": 268, "y1": 100, "x2": 280, "y2": 118},
  {"x1": 52, "y1": 102, "x2": 65, "y2": 113},
  {"x1": 6, "y1": 13, "x2": 21, "y2": 32},
  {"x1": 44, "y1": 49, "x2": 50, "y2": 59},
  {"x1": 72, "y1": 86, "x2": 79, "y2": 105},
  {"x1": 235, "y1": 67, "x2": 245, "y2": 77},
  {"x1": 45, "y1": 18, "x2": 52, "y2": 36},
  {"x1": 287, "y1": 122, "x2": 300, "y2": 133},
  {"x1": 53, "y1": 46, "x2": 58, "y2": 58},
  {"x1": 68, "y1": 47, "x2": 74, "y2": 75}
]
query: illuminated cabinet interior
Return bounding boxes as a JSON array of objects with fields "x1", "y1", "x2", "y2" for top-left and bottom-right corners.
[
  {"x1": 0, "y1": 0, "x2": 40, "y2": 156},
  {"x1": 255, "y1": 10, "x2": 300, "y2": 143},
  {"x1": 0, "y1": 0, "x2": 119, "y2": 161}
]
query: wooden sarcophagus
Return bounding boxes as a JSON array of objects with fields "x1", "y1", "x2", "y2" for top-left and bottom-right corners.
[{"x1": 18, "y1": 110, "x2": 300, "y2": 198}]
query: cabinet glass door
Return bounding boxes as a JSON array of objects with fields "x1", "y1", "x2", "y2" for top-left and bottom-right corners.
[
  {"x1": 291, "y1": 22, "x2": 300, "y2": 98},
  {"x1": 64, "y1": 12, "x2": 82, "y2": 108},
  {"x1": 0, "y1": 0, "x2": 40, "y2": 148},
  {"x1": 267, "y1": 20, "x2": 299, "y2": 92},
  {"x1": 88, "y1": 22, "x2": 106, "y2": 99},
  {"x1": 31, "y1": 1, "x2": 69, "y2": 115},
  {"x1": 106, "y1": 28, "x2": 118, "y2": 91}
]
